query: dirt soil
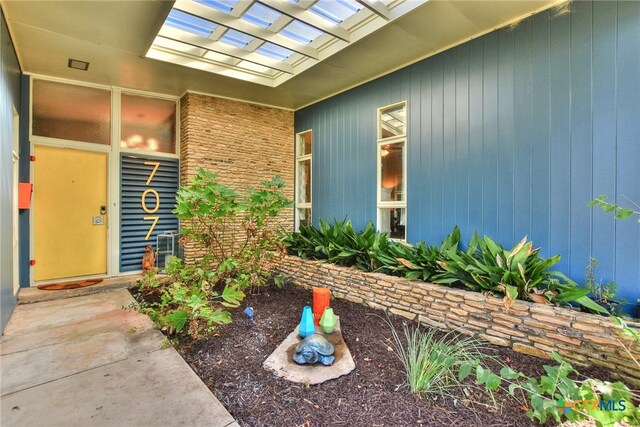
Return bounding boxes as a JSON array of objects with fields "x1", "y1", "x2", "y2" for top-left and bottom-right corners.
[{"x1": 142, "y1": 283, "x2": 614, "y2": 427}]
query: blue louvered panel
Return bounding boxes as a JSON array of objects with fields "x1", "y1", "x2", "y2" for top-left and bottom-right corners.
[{"x1": 120, "y1": 154, "x2": 179, "y2": 272}]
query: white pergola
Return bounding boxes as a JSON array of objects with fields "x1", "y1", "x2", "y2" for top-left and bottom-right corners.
[{"x1": 147, "y1": 0, "x2": 427, "y2": 86}]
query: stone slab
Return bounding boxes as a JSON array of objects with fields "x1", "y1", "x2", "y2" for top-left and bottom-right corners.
[
  {"x1": 263, "y1": 317, "x2": 355, "y2": 385},
  {"x1": 1, "y1": 319, "x2": 164, "y2": 395},
  {"x1": 1, "y1": 348, "x2": 236, "y2": 427},
  {"x1": 2, "y1": 289, "x2": 136, "y2": 336},
  {"x1": 0, "y1": 288, "x2": 237, "y2": 427},
  {"x1": 0, "y1": 308, "x2": 153, "y2": 355}
]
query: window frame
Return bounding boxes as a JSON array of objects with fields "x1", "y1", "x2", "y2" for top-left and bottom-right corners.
[
  {"x1": 28, "y1": 75, "x2": 180, "y2": 282},
  {"x1": 119, "y1": 91, "x2": 179, "y2": 157},
  {"x1": 376, "y1": 101, "x2": 407, "y2": 240},
  {"x1": 295, "y1": 129, "x2": 312, "y2": 231}
]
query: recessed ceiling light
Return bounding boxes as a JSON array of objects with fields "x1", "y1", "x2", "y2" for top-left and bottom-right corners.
[{"x1": 68, "y1": 58, "x2": 89, "y2": 71}]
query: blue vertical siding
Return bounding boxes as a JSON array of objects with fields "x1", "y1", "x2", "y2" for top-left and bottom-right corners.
[
  {"x1": 569, "y1": 1, "x2": 593, "y2": 283},
  {"x1": 294, "y1": 0, "x2": 640, "y2": 304},
  {"x1": 614, "y1": 1, "x2": 640, "y2": 304},
  {"x1": 0, "y1": 9, "x2": 21, "y2": 332},
  {"x1": 548, "y1": 10, "x2": 572, "y2": 274},
  {"x1": 530, "y1": 12, "x2": 551, "y2": 258},
  {"x1": 482, "y1": 33, "x2": 499, "y2": 240},
  {"x1": 513, "y1": 20, "x2": 532, "y2": 244}
]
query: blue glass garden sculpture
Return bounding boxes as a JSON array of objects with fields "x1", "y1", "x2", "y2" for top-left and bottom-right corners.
[
  {"x1": 293, "y1": 334, "x2": 335, "y2": 366},
  {"x1": 299, "y1": 305, "x2": 315, "y2": 338},
  {"x1": 243, "y1": 306, "x2": 254, "y2": 326},
  {"x1": 319, "y1": 307, "x2": 336, "y2": 334}
]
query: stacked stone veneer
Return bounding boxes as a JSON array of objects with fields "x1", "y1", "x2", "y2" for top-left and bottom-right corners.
[
  {"x1": 179, "y1": 92, "x2": 294, "y2": 261},
  {"x1": 276, "y1": 256, "x2": 640, "y2": 386}
]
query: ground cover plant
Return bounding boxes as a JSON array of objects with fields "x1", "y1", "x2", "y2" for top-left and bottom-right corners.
[
  {"x1": 591, "y1": 195, "x2": 640, "y2": 222},
  {"x1": 135, "y1": 282, "x2": 635, "y2": 427},
  {"x1": 385, "y1": 317, "x2": 494, "y2": 397},
  {"x1": 133, "y1": 168, "x2": 291, "y2": 338},
  {"x1": 284, "y1": 220, "x2": 607, "y2": 314},
  {"x1": 388, "y1": 319, "x2": 640, "y2": 426}
]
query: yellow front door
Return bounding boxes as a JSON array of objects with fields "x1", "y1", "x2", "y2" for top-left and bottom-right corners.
[{"x1": 34, "y1": 146, "x2": 108, "y2": 281}]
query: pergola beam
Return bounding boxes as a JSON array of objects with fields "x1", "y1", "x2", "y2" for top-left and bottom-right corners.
[
  {"x1": 296, "y1": 0, "x2": 319, "y2": 10},
  {"x1": 355, "y1": 0, "x2": 390, "y2": 20},
  {"x1": 174, "y1": 0, "x2": 319, "y2": 59},
  {"x1": 158, "y1": 27, "x2": 294, "y2": 74},
  {"x1": 230, "y1": 0, "x2": 255, "y2": 18},
  {"x1": 257, "y1": 0, "x2": 350, "y2": 42},
  {"x1": 147, "y1": 46, "x2": 276, "y2": 86}
]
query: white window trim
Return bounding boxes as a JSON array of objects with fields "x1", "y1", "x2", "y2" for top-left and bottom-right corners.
[
  {"x1": 376, "y1": 101, "x2": 407, "y2": 240},
  {"x1": 28, "y1": 75, "x2": 181, "y2": 284},
  {"x1": 295, "y1": 129, "x2": 312, "y2": 231}
]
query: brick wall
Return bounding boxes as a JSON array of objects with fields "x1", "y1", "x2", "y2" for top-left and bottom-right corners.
[
  {"x1": 276, "y1": 255, "x2": 640, "y2": 387},
  {"x1": 180, "y1": 92, "x2": 294, "y2": 261}
]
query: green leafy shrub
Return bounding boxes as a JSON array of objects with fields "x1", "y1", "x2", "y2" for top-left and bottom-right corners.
[
  {"x1": 134, "y1": 169, "x2": 290, "y2": 339},
  {"x1": 385, "y1": 318, "x2": 639, "y2": 426},
  {"x1": 284, "y1": 219, "x2": 396, "y2": 272},
  {"x1": 384, "y1": 227, "x2": 460, "y2": 282},
  {"x1": 174, "y1": 167, "x2": 292, "y2": 291},
  {"x1": 473, "y1": 351, "x2": 640, "y2": 426},
  {"x1": 285, "y1": 220, "x2": 603, "y2": 313},
  {"x1": 583, "y1": 258, "x2": 625, "y2": 315},
  {"x1": 436, "y1": 234, "x2": 607, "y2": 314},
  {"x1": 591, "y1": 195, "x2": 640, "y2": 222},
  {"x1": 135, "y1": 257, "x2": 244, "y2": 339}
]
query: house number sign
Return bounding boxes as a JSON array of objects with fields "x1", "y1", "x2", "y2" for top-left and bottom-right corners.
[
  {"x1": 120, "y1": 154, "x2": 179, "y2": 272},
  {"x1": 142, "y1": 161, "x2": 161, "y2": 240}
]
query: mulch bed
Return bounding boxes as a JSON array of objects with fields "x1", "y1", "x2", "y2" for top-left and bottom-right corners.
[{"x1": 137, "y1": 282, "x2": 613, "y2": 427}]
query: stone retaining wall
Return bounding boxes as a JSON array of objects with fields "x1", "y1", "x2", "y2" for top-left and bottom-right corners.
[{"x1": 275, "y1": 256, "x2": 640, "y2": 387}]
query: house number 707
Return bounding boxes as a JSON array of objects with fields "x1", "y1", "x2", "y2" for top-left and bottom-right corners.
[{"x1": 142, "y1": 161, "x2": 161, "y2": 240}]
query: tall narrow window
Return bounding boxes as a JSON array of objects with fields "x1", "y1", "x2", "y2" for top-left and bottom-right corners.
[
  {"x1": 295, "y1": 130, "x2": 312, "y2": 230},
  {"x1": 377, "y1": 102, "x2": 407, "y2": 240}
]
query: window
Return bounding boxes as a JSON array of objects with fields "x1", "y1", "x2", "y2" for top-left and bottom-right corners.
[
  {"x1": 32, "y1": 80, "x2": 111, "y2": 145},
  {"x1": 120, "y1": 94, "x2": 177, "y2": 154},
  {"x1": 377, "y1": 102, "x2": 407, "y2": 240},
  {"x1": 295, "y1": 130, "x2": 312, "y2": 231}
]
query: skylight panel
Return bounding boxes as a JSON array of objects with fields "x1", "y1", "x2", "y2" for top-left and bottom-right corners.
[
  {"x1": 310, "y1": 0, "x2": 362, "y2": 24},
  {"x1": 195, "y1": 0, "x2": 240, "y2": 14},
  {"x1": 220, "y1": 29, "x2": 254, "y2": 48},
  {"x1": 242, "y1": 3, "x2": 282, "y2": 28},
  {"x1": 149, "y1": 0, "x2": 428, "y2": 86},
  {"x1": 165, "y1": 9, "x2": 218, "y2": 38},
  {"x1": 281, "y1": 20, "x2": 324, "y2": 45},
  {"x1": 256, "y1": 43, "x2": 294, "y2": 61}
]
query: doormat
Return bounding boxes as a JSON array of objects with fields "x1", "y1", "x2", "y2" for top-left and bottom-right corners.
[{"x1": 37, "y1": 278, "x2": 103, "y2": 291}]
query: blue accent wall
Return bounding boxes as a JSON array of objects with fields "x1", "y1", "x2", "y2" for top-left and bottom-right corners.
[
  {"x1": 19, "y1": 75, "x2": 29, "y2": 288},
  {"x1": 0, "y1": 8, "x2": 21, "y2": 332},
  {"x1": 295, "y1": 0, "x2": 640, "y2": 305}
]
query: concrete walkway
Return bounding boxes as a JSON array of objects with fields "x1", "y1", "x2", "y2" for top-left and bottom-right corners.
[{"x1": 1, "y1": 288, "x2": 238, "y2": 427}]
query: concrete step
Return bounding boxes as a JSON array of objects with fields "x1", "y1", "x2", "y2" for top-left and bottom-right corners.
[{"x1": 18, "y1": 275, "x2": 142, "y2": 305}]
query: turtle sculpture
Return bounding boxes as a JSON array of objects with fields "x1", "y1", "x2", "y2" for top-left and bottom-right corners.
[{"x1": 293, "y1": 334, "x2": 335, "y2": 366}]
